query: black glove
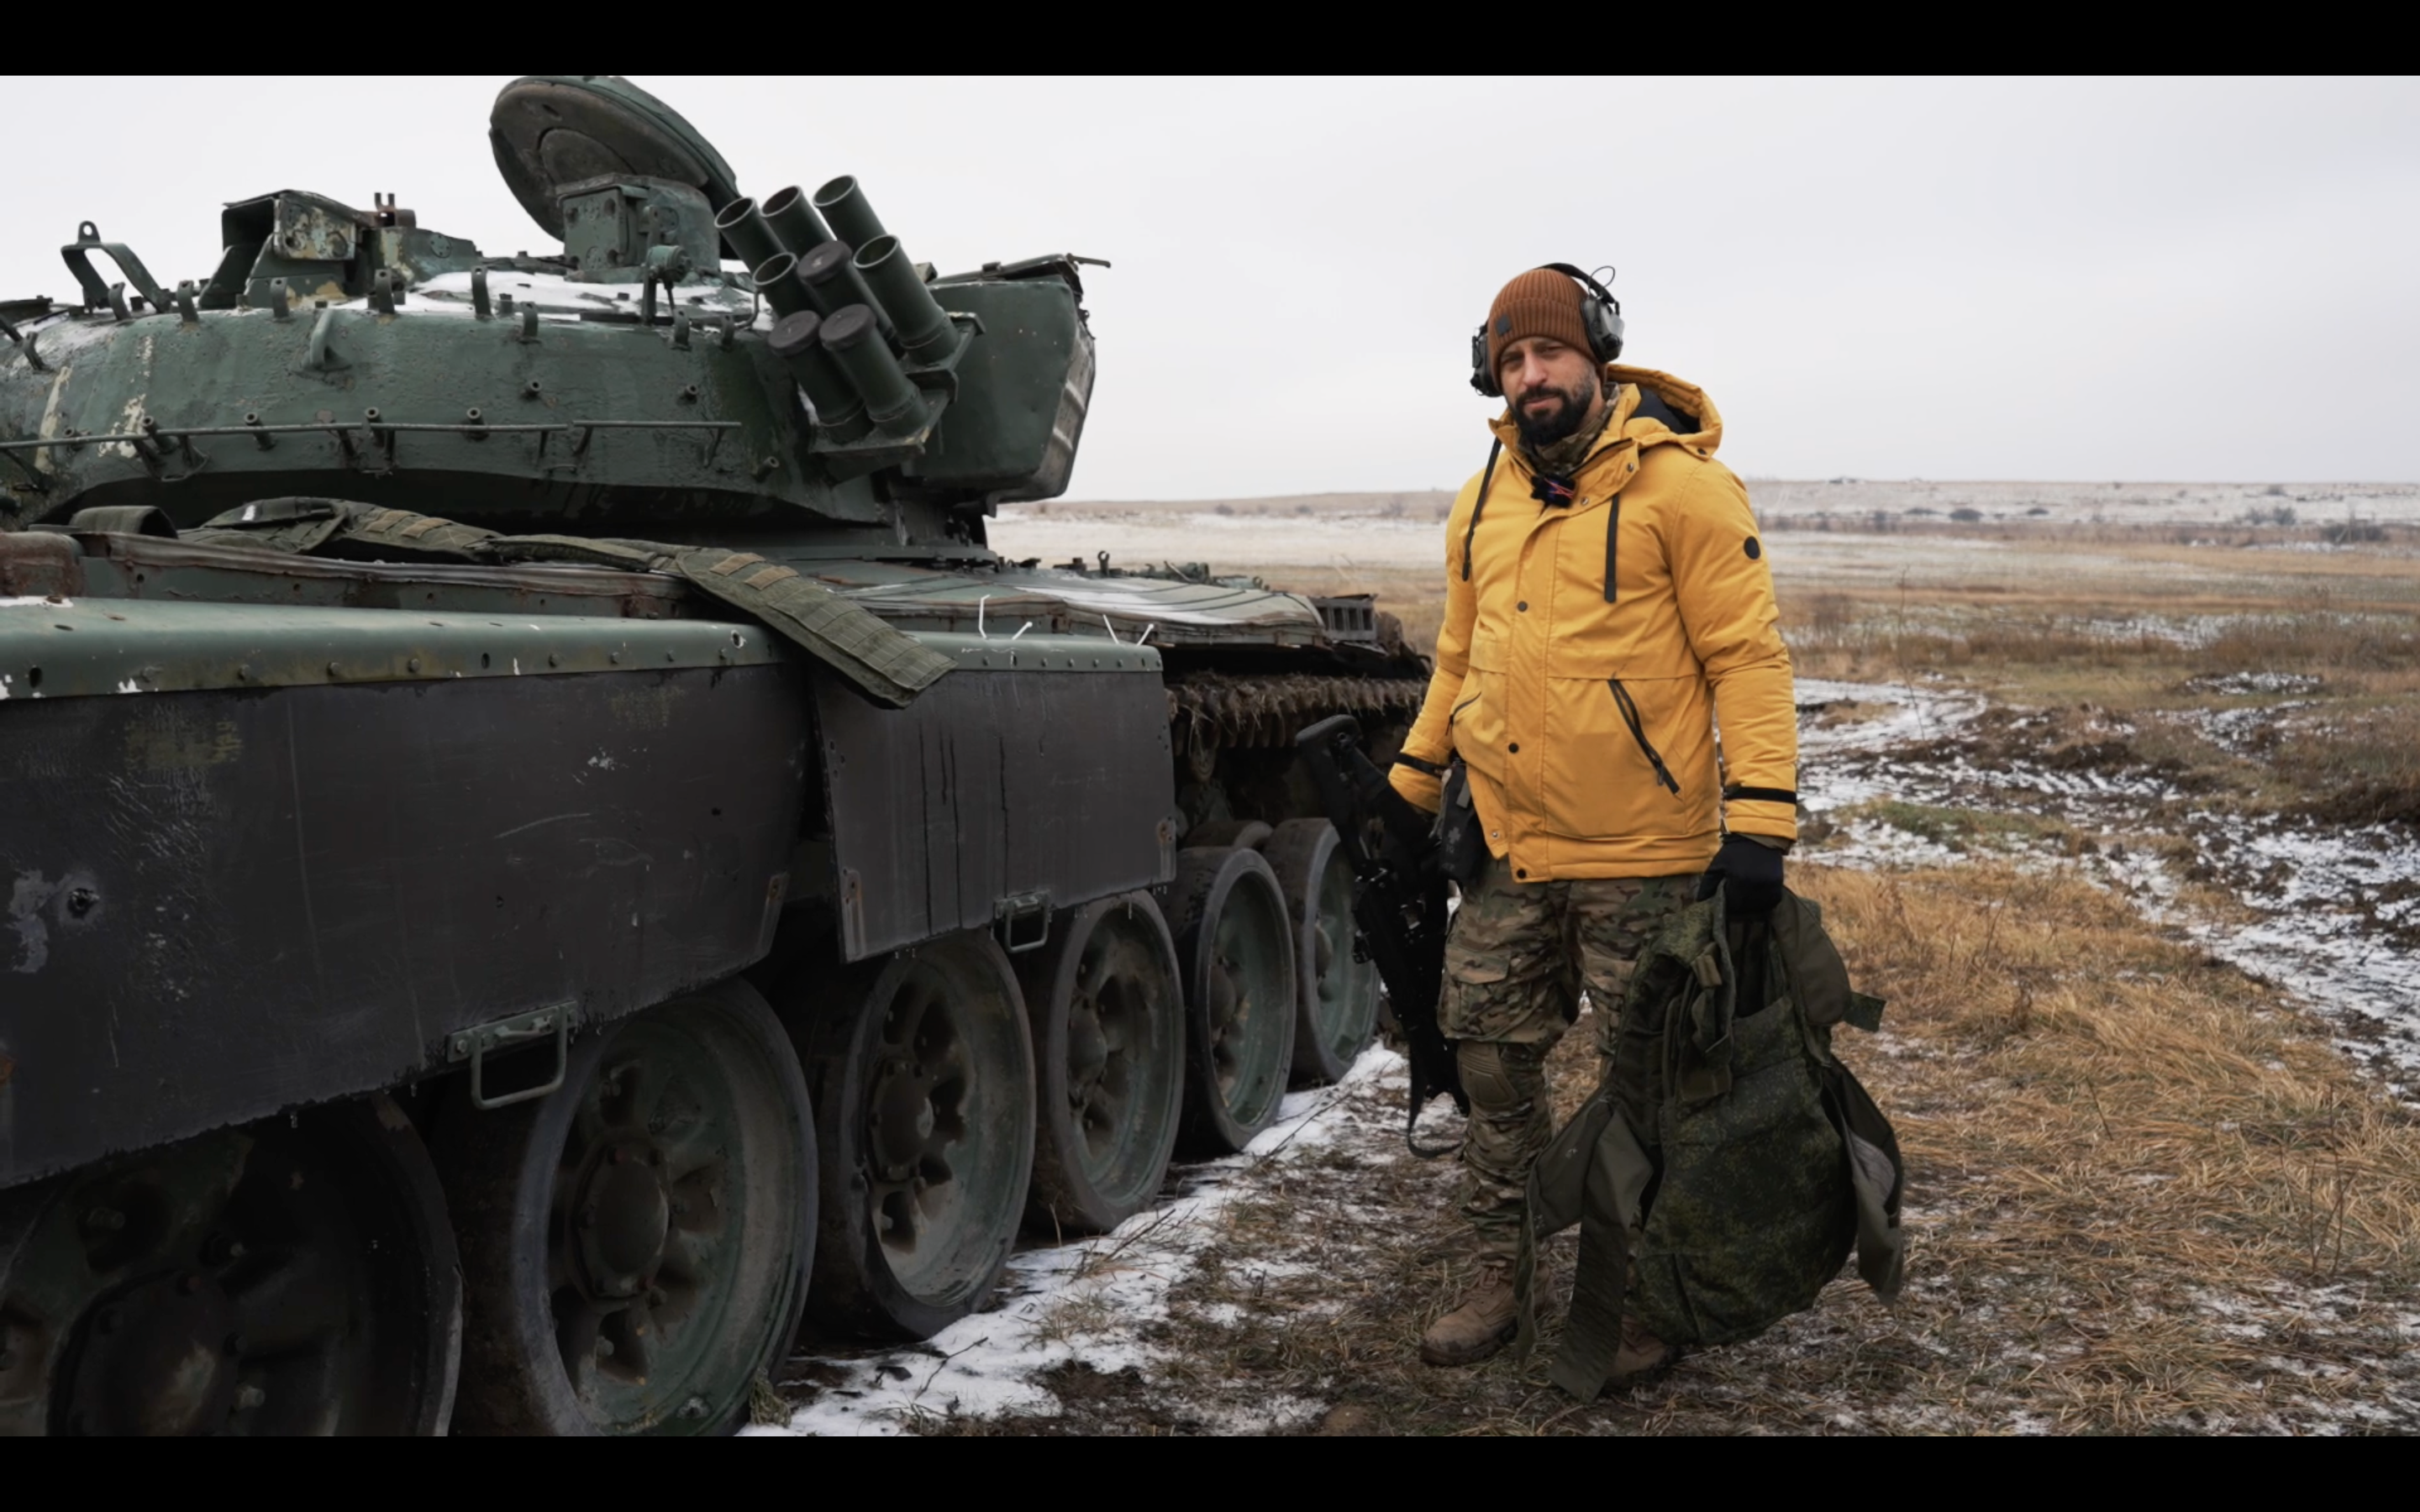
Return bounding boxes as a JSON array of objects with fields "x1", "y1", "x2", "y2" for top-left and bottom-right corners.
[
  {"x1": 1376, "y1": 782, "x2": 1437, "y2": 856},
  {"x1": 1697, "y1": 834, "x2": 1784, "y2": 916}
]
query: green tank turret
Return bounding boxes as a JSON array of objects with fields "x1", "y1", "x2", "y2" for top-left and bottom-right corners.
[{"x1": 0, "y1": 74, "x2": 1419, "y2": 1436}]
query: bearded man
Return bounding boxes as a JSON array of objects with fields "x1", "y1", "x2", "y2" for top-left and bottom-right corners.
[{"x1": 1386, "y1": 267, "x2": 1799, "y2": 1377}]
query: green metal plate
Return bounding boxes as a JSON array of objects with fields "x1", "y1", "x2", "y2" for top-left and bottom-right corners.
[
  {"x1": 0, "y1": 596, "x2": 781, "y2": 701},
  {"x1": 0, "y1": 595, "x2": 1157, "y2": 702}
]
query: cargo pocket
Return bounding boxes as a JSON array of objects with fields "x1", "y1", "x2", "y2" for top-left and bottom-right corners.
[
  {"x1": 1616, "y1": 675, "x2": 1721, "y2": 844},
  {"x1": 1539, "y1": 674, "x2": 1702, "y2": 840},
  {"x1": 1607, "y1": 676, "x2": 1681, "y2": 796},
  {"x1": 1441, "y1": 874, "x2": 1562, "y2": 1041}
]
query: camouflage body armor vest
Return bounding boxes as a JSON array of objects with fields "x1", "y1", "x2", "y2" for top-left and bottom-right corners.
[{"x1": 1517, "y1": 888, "x2": 1906, "y2": 1399}]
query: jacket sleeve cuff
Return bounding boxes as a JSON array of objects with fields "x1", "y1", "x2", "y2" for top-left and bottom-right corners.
[
  {"x1": 1388, "y1": 762, "x2": 1443, "y2": 815},
  {"x1": 1723, "y1": 797, "x2": 1798, "y2": 844}
]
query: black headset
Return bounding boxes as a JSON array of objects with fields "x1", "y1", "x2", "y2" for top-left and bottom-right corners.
[{"x1": 1469, "y1": 264, "x2": 1624, "y2": 396}]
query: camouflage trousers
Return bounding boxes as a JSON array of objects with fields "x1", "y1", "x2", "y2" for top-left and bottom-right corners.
[{"x1": 1442, "y1": 856, "x2": 1695, "y2": 1261}]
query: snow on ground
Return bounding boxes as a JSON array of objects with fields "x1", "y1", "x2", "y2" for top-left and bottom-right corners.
[
  {"x1": 755, "y1": 1049, "x2": 1425, "y2": 1436},
  {"x1": 1797, "y1": 680, "x2": 2420, "y2": 1100},
  {"x1": 2181, "y1": 816, "x2": 2420, "y2": 1094},
  {"x1": 2184, "y1": 671, "x2": 2327, "y2": 697},
  {"x1": 2183, "y1": 700, "x2": 2320, "y2": 758},
  {"x1": 1793, "y1": 677, "x2": 1983, "y2": 812}
]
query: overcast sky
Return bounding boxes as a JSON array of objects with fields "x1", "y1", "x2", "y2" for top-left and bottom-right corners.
[{"x1": 7, "y1": 76, "x2": 2414, "y2": 496}]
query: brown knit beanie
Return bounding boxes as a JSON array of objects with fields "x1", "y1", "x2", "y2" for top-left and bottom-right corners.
[{"x1": 1486, "y1": 268, "x2": 1592, "y2": 375}]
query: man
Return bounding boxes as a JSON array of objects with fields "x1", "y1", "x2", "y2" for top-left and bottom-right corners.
[{"x1": 1387, "y1": 267, "x2": 1798, "y2": 1373}]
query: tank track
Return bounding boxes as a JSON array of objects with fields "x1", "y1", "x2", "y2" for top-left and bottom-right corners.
[{"x1": 1167, "y1": 670, "x2": 1425, "y2": 754}]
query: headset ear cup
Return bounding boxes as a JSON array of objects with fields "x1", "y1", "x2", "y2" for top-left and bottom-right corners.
[
  {"x1": 1591, "y1": 305, "x2": 1625, "y2": 366},
  {"x1": 1470, "y1": 326, "x2": 1500, "y2": 397}
]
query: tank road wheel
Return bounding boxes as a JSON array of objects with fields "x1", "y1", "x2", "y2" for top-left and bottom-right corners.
[
  {"x1": 1265, "y1": 818, "x2": 1383, "y2": 1085},
  {"x1": 435, "y1": 981, "x2": 814, "y2": 1436},
  {"x1": 1171, "y1": 847, "x2": 1298, "y2": 1153},
  {"x1": 1017, "y1": 892, "x2": 1186, "y2": 1236},
  {"x1": 797, "y1": 932, "x2": 1037, "y2": 1341},
  {"x1": 0, "y1": 1097, "x2": 460, "y2": 1436}
]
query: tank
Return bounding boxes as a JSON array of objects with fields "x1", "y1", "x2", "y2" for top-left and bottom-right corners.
[{"x1": 0, "y1": 75, "x2": 1424, "y2": 1434}]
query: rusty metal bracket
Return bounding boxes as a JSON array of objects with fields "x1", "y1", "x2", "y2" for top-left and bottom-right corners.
[
  {"x1": 306, "y1": 302, "x2": 345, "y2": 371},
  {"x1": 1, "y1": 312, "x2": 47, "y2": 372},
  {"x1": 448, "y1": 1003, "x2": 578, "y2": 1110},
  {"x1": 0, "y1": 530, "x2": 81, "y2": 595},
  {"x1": 60, "y1": 222, "x2": 169, "y2": 314}
]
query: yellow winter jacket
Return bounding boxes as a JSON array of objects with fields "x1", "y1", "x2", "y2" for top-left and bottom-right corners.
[{"x1": 1387, "y1": 366, "x2": 1797, "y2": 879}]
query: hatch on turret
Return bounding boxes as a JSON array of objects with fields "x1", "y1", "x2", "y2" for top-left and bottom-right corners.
[
  {"x1": 490, "y1": 76, "x2": 744, "y2": 260},
  {"x1": 556, "y1": 176, "x2": 718, "y2": 283}
]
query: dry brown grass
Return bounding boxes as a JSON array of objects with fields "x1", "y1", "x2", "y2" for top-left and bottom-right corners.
[{"x1": 1793, "y1": 865, "x2": 2420, "y2": 1431}]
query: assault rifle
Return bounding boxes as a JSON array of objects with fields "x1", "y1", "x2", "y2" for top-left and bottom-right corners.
[{"x1": 1294, "y1": 714, "x2": 1467, "y2": 1155}]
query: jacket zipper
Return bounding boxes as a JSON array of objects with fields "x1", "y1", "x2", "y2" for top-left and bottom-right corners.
[
  {"x1": 1450, "y1": 692, "x2": 1481, "y2": 724},
  {"x1": 1607, "y1": 676, "x2": 1681, "y2": 796}
]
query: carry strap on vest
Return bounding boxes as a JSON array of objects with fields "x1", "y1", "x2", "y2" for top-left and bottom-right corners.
[{"x1": 1512, "y1": 1084, "x2": 1654, "y2": 1396}]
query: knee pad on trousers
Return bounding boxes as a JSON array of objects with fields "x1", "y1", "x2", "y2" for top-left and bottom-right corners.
[{"x1": 1457, "y1": 1039, "x2": 1546, "y2": 1116}]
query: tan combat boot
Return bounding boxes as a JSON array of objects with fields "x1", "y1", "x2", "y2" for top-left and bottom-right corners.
[
  {"x1": 1419, "y1": 1262, "x2": 1518, "y2": 1366},
  {"x1": 1607, "y1": 1312, "x2": 1681, "y2": 1388}
]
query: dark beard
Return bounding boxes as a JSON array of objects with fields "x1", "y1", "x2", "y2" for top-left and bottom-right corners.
[{"x1": 1511, "y1": 372, "x2": 1599, "y2": 451}]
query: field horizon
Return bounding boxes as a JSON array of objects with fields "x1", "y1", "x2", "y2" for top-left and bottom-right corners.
[{"x1": 1044, "y1": 479, "x2": 2420, "y2": 528}]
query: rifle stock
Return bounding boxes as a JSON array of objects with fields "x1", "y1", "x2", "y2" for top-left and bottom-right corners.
[{"x1": 1293, "y1": 715, "x2": 1466, "y2": 1155}]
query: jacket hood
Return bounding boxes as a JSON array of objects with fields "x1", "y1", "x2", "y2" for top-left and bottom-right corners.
[{"x1": 1489, "y1": 365, "x2": 1724, "y2": 475}]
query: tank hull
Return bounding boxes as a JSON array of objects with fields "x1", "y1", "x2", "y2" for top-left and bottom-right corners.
[{"x1": 0, "y1": 664, "x2": 808, "y2": 1188}]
